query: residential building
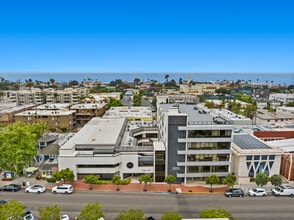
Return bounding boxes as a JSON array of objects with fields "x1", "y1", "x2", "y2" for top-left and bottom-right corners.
[
  {"x1": 253, "y1": 109, "x2": 294, "y2": 126},
  {"x1": 269, "y1": 93, "x2": 294, "y2": 105},
  {"x1": 70, "y1": 103, "x2": 106, "y2": 125},
  {"x1": 0, "y1": 103, "x2": 35, "y2": 124},
  {"x1": 15, "y1": 109, "x2": 76, "y2": 132}
]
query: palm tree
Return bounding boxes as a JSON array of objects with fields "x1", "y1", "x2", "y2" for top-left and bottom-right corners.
[{"x1": 164, "y1": 74, "x2": 170, "y2": 84}]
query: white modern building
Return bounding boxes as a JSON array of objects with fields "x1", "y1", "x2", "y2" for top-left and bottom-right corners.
[
  {"x1": 58, "y1": 117, "x2": 155, "y2": 180},
  {"x1": 231, "y1": 133, "x2": 283, "y2": 184}
]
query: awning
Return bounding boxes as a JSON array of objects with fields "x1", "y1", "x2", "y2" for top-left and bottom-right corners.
[{"x1": 25, "y1": 167, "x2": 38, "y2": 173}]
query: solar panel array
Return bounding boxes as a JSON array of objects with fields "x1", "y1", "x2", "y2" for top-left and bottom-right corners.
[{"x1": 233, "y1": 134, "x2": 271, "y2": 150}]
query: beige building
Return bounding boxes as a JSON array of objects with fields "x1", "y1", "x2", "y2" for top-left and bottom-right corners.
[
  {"x1": 231, "y1": 133, "x2": 283, "y2": 184},
  {"x1": 70, "y1": 103, "x2": 106, "y2": 125},
  {"x1": 0, "y1": 104, "x2": 36, "y2": 124},
  {"x1": 103, "y1": 106, "x2": 153, "y2": 121},
  {"x1": 15, "y1": 109, "x2": 76, "y2": 132}
]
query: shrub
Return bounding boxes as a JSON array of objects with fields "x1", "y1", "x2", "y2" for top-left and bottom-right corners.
[{"x1": 46, "y1": 177, "x2": 56, "y2": 183}]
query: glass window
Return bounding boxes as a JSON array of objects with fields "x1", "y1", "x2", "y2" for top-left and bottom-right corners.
[
  {"x1": 261, "y1": 155, "x2": 267, "y2": 160},
  {"x1": 246, "y1": 155, "x2": 252, "y2": 161},
  {"x1": 254, "y1": 155, "x2": 260, "y2": 160},
  {"x1": 269, "y1": 155, "x2": 275, "y2": 160}
]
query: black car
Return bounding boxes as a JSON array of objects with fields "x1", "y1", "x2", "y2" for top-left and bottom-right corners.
[
  {"x1": 224, "y1": 188, "x2": 244, "y2": 197},
  {"x1": 0, "y1": 184, "x2": 21, "y2": 192}
]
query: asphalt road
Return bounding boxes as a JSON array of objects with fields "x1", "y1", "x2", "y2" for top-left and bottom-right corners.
[{"x1": 1, "y1": 190, "x2": 294, "y2": 220}]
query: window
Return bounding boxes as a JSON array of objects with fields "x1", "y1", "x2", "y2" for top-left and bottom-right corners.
[
  {"x1": 261, "y1": 155, "x2": 267, "y2": 160},
  {"x1": 254, "y1": 155, "x2": 260, "y2": 160},
  {"x1": 269, "y1": 155, "x2": 275, "y2": 160},
  {"x1": 246, "y1": 155, "x2": 252, "y2": 161}
]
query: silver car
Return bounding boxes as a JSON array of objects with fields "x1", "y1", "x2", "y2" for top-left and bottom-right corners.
[{"x1": 25, "y1": 185, "x2": 46, "y2": 193}]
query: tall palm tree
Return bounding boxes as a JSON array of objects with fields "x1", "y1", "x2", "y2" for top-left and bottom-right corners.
[{"x1": 164, "y1": 74, "x2": 170, "y2": 84}]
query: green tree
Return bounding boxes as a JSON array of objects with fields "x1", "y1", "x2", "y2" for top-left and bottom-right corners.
[
  {"x1": 52, "y1": 168, "x2": 75, "y2": 183},
  {"x1": 38, "y1": 205, "x2": 60, "y2": 220},
  {"x1": 0, "y1": 200, "x2": 26, "y2": 219},
  {"x1": 164, "y1": 74, "x2": 170, "y2": 85},
  {"x1": 164, "y1": 174, "x2": 176, "y2": 192},
  {"x1": 83, "y1": 174, "x2": 99, "y2": 190},
  {"x1": 270, "y1": 174, "x2": 283, "y2": 187},
  {"x1": 112, "y1": 174, "x2": 122, "y2": 191},
  {"x1": 222, "y1": 173, "x2": 237, "y2": 188},
  {"x1": 205, "y1": 174, "x2": 219, "y2": 192},
  {"x1": 0, "y1": 122, "x2": 46, "y2": 177},
  {"x1": 115, "y1": 209, "x2": 146, "y2": 220},
  {"x1": 199, "y1": 208, "x2": 234, "y2": 220},
  {"x1": 255, "y1": 173, "x2": 268, "y2": 187},
  {"x1": 106, "y1": 97, "x2": 123, "y2": 110},
  {"x1": 76, "y1": 203, "x2": 104, "y2": 220},
  {"x1": 161, "y1": 212, "x2": 182, "y2": 220},
  {"x1": 139, "y1": 174, "x2": 153, "y2": 192}
]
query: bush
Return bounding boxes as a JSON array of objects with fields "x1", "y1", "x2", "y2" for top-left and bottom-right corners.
[
  {"x1": 46, "y1": 177, "x2": 56, "y2": 183},
  {"x1": 120, "y1": 178, "x2": 131, "y2": 185}
]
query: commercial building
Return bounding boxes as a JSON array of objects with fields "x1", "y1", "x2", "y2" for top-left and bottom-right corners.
[
  {"x1": 157, "y1": 103, "x2": 234, "y2": 184},
  {"x1": 231, "y1": 133, "x2": 282, "y2": 184},
  {"x1": 58, "y1": 117, "x2": 155, "y2": 180}
]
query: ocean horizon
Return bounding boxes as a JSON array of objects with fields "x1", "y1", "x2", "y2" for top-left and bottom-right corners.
[{"x1": 0, "y1": 72, "x2": 293, "y2": 85}]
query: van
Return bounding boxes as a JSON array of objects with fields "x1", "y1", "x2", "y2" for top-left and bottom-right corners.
[
  {"x1": 52, "y1": 184, "x2": 73, "y2": 194},
  {"x1": 272, "y1": 185, "x2": 294, "y2": 197}
]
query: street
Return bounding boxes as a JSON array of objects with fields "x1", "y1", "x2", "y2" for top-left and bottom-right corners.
[{"x1": 1, "y1": 190, "x2": 294, "y2": 220}]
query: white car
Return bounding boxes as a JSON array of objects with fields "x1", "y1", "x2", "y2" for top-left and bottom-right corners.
[
  {"x1": 52, "y1": 184, "x2": 73, "y2": 194},
  {"x1": 248, "y1": 188, "x2": 267, "y2": 197},
  {"x1": 60, "y1": 215, "x2": 70, "y2": 220},
  {"x1": 25, "y1": 185, "x2": 46, "y2": 193}
]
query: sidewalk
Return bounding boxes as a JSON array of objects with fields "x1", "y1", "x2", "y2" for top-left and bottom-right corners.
[{"x1": 1, "y1": 176, "x2": 229, "y2": 194}]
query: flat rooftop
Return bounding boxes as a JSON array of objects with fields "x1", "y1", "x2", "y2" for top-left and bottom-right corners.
[
  {"x1": 233, "y1": 134, "x2": 271, "y2": 150},
  {"x1": 60, "y1": 117, "x2": 126, "y2": 150}
]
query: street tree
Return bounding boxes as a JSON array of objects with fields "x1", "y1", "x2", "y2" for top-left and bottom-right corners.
[
  {"x1": 255, "y1": 173, "x2": 269, "y2": 187},
  {"x1": 83, "y1": 174, "x2": 99, "y2": 190},
  {"x1": 112, "y1": 174, "x2": 122, "y2": 191},
  {"x1": 199, "y1": 208, "x2": 234, "y2": 220},
  {"x1": 270, "y1": 174, "x2": 283, "y2": 187},
  {"x1": 222, "y1": 173, "x2": 237, "y2": 188},
  {"x1": 52, "y1": 168, "x2": 75, "y2": 183},
  {"x1": 0, "y1": 121, "x2": 46, "y2": 177},
  {"x1": 205, "y1": 174, "x2": 219, "y2": 192},
  {"x1": 76, "y1": 203, "x2": 104, "y2": 220},
  {"x1": 164, "y1": 174, "x2": 176, "y2": 192},
  {"x1": 161, "y1": 212, "x2": 182, "y2": 220},
  {"x1": 139, "y1": 174, "x2": 153, "y2": 192},
  {"x1": 38, "y1": 205, "x2": 60, "y2": 220},
  {"x1": 115, "y1": 209, "x2": 146, "y2": 220},
  {"x1": 0, "y1": 200, "x2": 26, "y2": 219}
]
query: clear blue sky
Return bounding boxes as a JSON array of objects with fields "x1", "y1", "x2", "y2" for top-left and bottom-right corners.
[{"x1": 0, "y1": 0, "x2": 293, "y2": 73}]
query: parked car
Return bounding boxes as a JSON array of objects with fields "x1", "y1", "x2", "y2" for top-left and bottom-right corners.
[
  {"x1": 224, "y1": 188, "x2": 244, "y2": 197},
  {"x1": 22, "y1": 211, "x2": 35, "y2": 220},
  {"x1": 52, "y1": 184, "x2": 73, "y2": 194},
  {"x1": 272, "y1": 184, "x2": 294, "y2": 197},
  {"x1": 0, "y1": 184, "x2": 21, "y2": 192},
  {"x1": 248, "y1": 188, "x2": 267, "y2": 197},
  {"x1": 25, "y1": 185, "x2": 46, "y2": 193},
  {"x1": 60, "y1": 215, "x2": 70, "y2": 220},
  {"x1": 0, "y1": 200, "x2": 7, "y2": 205}
]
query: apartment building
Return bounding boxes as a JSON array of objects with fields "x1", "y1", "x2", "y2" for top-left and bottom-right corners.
[
  {"x1": 0, "y1": 104, "x2": 35, "y2": 124},
  {"x1": 157, "y1": 103, "x2": 234, "y2": 184},
  {"x1": 103, "y1": 106, "x2": 153, "y2": 121},
  {"x1": 269, "y1": 93, "x2": 294, "y2": 105},
  {"x1": 254, "y1": 109, "x2": 294, "y2": 126},
  {"x1": 15, "y1": 109, "x2": 76, "y2": 132},
  {"x1": 70, "y1": 103, "x2": 106, "y2": 125}
]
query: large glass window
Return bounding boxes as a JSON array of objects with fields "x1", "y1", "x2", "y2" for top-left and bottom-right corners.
[{"x1": 187, "y1": 142, "x2": 230, "y2": 150}]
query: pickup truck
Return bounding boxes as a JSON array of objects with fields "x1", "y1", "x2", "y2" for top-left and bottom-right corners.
[{"x1": 272, "y1": 185, "x2": 294, "y2": 197}]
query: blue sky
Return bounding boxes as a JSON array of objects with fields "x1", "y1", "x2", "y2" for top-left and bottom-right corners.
[{"x1": 0, "y1": 0, "x2": 293, "y2": 73}]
